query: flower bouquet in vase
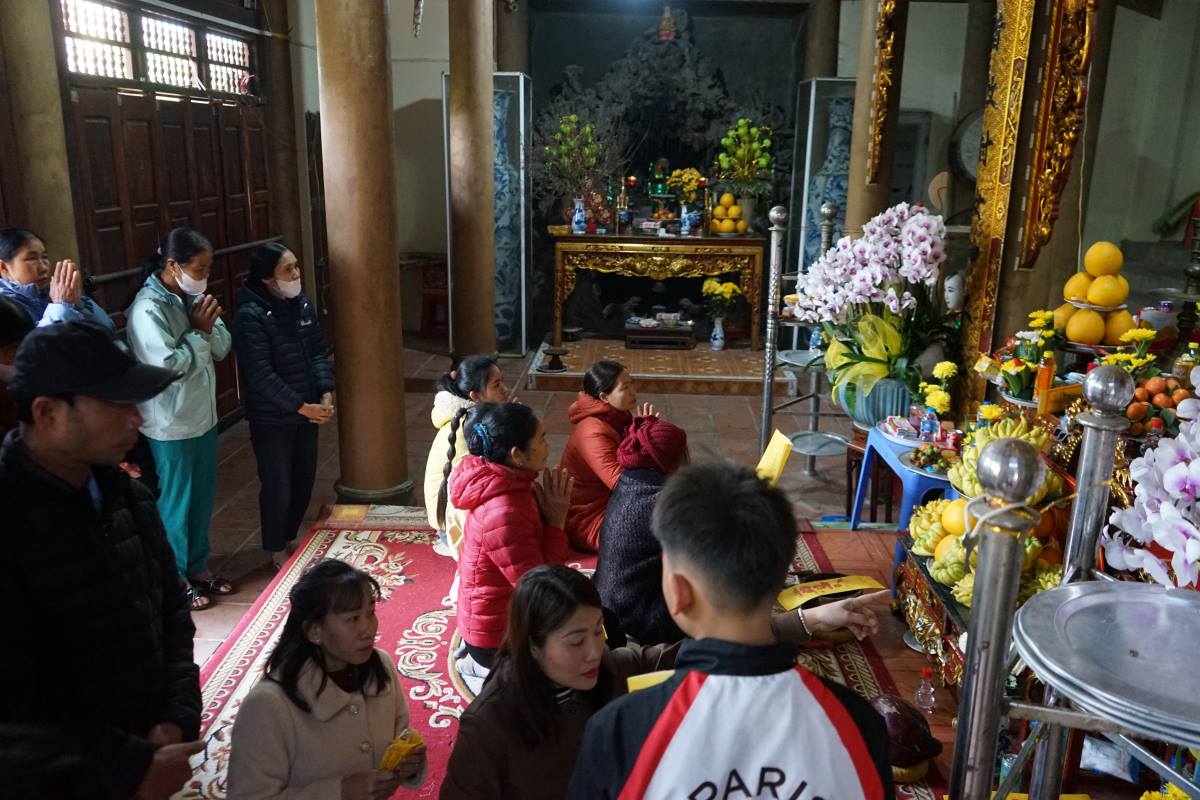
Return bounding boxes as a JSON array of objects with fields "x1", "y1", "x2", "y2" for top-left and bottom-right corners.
[
  {"x1": 702, "y1": 278, "x2": 742, "y2": 352},
  {"x1": 792, "y1": 202, "x2": 957, "y2": 427}
]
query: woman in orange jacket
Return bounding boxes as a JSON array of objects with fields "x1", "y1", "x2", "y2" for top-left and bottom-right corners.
[{"x1": 560, "y1": 361, "x2": 657, "y2": 551}]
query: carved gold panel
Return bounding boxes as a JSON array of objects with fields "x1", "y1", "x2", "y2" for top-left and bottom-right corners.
[{"x1": 866, "y1": 0, "x2": 900, "y2": 184}]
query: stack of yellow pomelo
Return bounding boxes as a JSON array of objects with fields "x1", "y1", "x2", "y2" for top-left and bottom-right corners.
[
  {"x1": 1058, "y1": 241, "x2": 1133, "y2": 346},
  {"x1": 709, "y1": 192, "x2": 749, "y2": 235}
]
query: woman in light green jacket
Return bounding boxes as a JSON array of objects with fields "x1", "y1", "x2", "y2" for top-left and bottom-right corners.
[{"x1": 127, "y1": 227, "x2": 233, "y2": 611}]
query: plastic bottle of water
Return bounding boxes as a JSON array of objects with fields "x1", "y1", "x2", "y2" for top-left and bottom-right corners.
[
  {"x1": 919, "y1": 408, "x2": 939, "y2": 443},
  {"x1": 915, "y1": 666, "x2": 936, "y2": 712},
  {"x1": 807, "y1": 326, "x2": 823, "y2": 352}
]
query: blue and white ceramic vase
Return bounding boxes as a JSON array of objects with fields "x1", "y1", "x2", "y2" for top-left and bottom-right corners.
[
  {"x1": 571, "y1": 197, "x2": 587, "y2": 235},
  {"x1": 803, "y1": 96, "x2": 853, "y2": 267},
  {"x1": 680, "y1": 204, "x2": 702, "y2": 236},
  {"x1": 710, "y1": 317, "x2": 726, "y2": 352},
  {"x1": 493, "y1": 91, "x2": 521, "y2": 347}
]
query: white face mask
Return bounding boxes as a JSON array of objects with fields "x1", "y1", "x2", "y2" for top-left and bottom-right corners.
[
  {"x1": 175, "y1": 266, "x2": 207, "y2": 296},
  {"x1": 274, "y1": 278, "x2": 302, "y2": 299}
]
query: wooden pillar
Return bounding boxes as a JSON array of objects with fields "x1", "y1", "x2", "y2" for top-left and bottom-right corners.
[
  {"x1": 804, "y1": 0, "x2": 841, "y2": 79},
  {"x1": 495, "y1": 0, "x2": 530, "y2": 74},
  {"x1": 844, "y1": 0, "x2": 910, "y2": 234},
  {"x1": 262, "y1": 0, "x2": 304, "y2": 263},
  {"x1": 448, "y1": 0, "x2": 497, "y2": 358},
  {"x1": 314, "y1": 0, "x2": 411, "y2": 504},
  {"x1": 0, "y1": 0, "x2": 80, "y2": 261}
]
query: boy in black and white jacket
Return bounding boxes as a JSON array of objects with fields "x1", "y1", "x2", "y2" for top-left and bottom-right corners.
[{"x1": 567, "y1": 462, "x2": 894, "y2": 800}]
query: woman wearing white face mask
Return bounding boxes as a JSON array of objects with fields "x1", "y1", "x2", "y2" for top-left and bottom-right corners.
[
  {"x1": 127, "y1": 226, "x2": 234, "y2": 611},
  {"x1": 233, "y1": 243, "x2": 335, "y2": 569}
]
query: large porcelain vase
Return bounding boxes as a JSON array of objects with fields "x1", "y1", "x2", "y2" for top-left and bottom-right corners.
[
  {"x1": 803, "y1": 96, "x2": 853, "y2": 266},
  {"x1": 493, "y1": 91, "x2": 521, "y2": 348},
  {"x1": 834, "y1": 377, "x2": 913, "y2": 429}
]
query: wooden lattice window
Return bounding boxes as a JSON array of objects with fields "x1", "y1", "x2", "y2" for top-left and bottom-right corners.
[{"x1": 59, "y1": 0, "x2": 256, "y2": 96}]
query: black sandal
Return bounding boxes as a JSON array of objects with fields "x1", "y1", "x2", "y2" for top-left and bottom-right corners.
[
  {"x1": 191, "y1": 575, "x2": 235, "y2": 596},
  {"x1": 186, "y1": 586, "x2": 213, "y2": 611}
]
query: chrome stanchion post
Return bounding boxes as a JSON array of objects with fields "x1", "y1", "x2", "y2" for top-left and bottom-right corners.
[
  {"x1": 802, "y1": 202, "x2": 838, "y2": 477},
  {"x1": 1028, "y1": 365, "x2": 1134, "y2": 800},
  {"x1": 950, "y1": 439, "x2": 1045, "y2": 800},
  {"x1": 761, "y1": 206, "x2": 788, "y2": 454}
]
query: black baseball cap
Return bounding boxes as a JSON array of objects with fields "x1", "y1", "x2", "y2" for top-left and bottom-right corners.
[{"x1": 7, "y1": 321, "x2": 181, "y2": 405}]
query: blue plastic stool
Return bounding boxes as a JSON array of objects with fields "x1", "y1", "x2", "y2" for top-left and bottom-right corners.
[{"x1": 849, "y1": 426, "x2": 950, "y2": 531}]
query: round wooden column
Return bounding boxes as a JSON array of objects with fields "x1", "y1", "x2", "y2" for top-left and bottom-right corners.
[
  {"x1": 448, "y1": 0, "x2": 497, "y2": 358},
  {"x1": 804, "y1": 0, "x2": 841, "y2": 79},
  {"x1": 314, "y1": 0, "x2": 411, "y2": 504}
]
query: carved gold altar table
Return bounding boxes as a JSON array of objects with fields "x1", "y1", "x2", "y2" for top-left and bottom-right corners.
[{"x1": 552, "y1": 234, "x2": 766, "y2": 350}]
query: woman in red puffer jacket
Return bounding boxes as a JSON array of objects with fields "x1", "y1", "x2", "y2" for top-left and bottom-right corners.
[
  {"x1": 561, "y1": 361, "x2": 658, "y2": 551},
  {"x1": 449, "y1": 402, "x2": 573, "y2": 683}
]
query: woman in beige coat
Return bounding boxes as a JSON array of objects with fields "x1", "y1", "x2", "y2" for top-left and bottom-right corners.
[{"x1": 227, "y1": 561, "x2": 427, "y2": 800}]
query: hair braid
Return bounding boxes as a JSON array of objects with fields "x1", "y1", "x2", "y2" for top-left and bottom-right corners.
[{"x1": 437, "y1": 406, "x2": 470, "y2": 530}]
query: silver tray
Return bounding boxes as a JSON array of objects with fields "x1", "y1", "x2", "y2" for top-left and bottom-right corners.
[{"x1": 1013, "y1": 582, "x2": 1200, "y2": 746}]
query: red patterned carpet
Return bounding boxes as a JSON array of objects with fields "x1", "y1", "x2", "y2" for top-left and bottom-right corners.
[{"x1": 184, "y1": 505, "x2": 941, "y2": 799}]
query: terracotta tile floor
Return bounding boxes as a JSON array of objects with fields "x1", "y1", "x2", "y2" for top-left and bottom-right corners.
[{"x1": 194, "y1": 351, "x2": 962, "y2": 764}]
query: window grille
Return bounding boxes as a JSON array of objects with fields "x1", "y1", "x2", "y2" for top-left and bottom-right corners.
[{"x1": 61, "y1": 0, "x2": 134, "y2": 80}]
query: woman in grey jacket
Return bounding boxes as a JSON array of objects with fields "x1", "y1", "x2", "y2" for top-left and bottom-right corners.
[{"x1": 127, "y1": 227, "x2": 233, "y2": 611}]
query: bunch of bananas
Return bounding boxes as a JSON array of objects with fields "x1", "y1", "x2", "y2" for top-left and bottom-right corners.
[
  {"x1": 379, "y1": 729, "x2": 424, "y2": 771},
  {"x1": 910, "y1": 499, "x2": 953, "y2": 556},
  {"x1": 948, "y1": 415, "x2": 1060, "y2": 503}
]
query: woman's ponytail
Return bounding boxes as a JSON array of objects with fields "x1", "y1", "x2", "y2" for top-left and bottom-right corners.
[{"x1": 437, "y1": 406, "x2": 471, "y2": 530}]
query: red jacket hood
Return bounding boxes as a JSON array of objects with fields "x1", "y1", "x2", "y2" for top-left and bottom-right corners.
[
  {"x1": 568, "y1": 392, "x2": 611, "y2": 425},
  {"x1": 449, "y1": 454, "x2": 538, "y2": 511}
]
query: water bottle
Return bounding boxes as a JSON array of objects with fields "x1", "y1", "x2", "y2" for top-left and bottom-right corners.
[
  {"x1": 915, "y1": 666, "x2": 936, "y2": 712},
  {"x1": 807, "y1": 326, "x2": 823, "y2": 352},
  {"x1": 975, "y1": 401, "x2": 994, "y2": 429},
  {"x1": 919, "y1": 408, "x2": 939, "y2": 443}
]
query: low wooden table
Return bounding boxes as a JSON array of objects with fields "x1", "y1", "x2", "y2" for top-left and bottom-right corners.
[
  {"x1": 553, "y1": 233, "x2": 765, "y2": 349},
  {"x1": 624, "y1": 323, "x2": 695, "y2": 350}
]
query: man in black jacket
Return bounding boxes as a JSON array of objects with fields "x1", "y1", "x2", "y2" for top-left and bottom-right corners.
[
  {"x1": 0, "y1": 321, "x2": 202, "y2": 799},
  {"x1": 568, "y1": 462, "x2": 893, "y2": 800}
]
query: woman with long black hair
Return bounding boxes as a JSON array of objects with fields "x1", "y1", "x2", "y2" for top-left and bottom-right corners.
[
  {"x1": 227, "y1": 560, "x2": 427, "y2": 799},
  {"x1": 233, "y1": 242, "x2": 335, "y2": 569}
]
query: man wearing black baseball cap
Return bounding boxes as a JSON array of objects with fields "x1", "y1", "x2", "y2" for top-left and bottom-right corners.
[{"x1": 0, "y1": 321, "x2": 203, "y2": 799}]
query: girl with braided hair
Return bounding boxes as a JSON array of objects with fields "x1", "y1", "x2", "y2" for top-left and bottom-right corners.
[
  {"x1": 446, "y1": 402, "x2": 573, "y2": 690},
  {"x1": 421, "y1": 356, "x2": 510, "y2": 558}
]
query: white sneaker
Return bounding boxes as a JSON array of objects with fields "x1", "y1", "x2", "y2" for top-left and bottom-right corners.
[
  {"x1": 432, "y1": 531, "x2": 454, "y2": 558},
  {"x1": 455, "y1": 652, "x2": 489, "y2": 696}
]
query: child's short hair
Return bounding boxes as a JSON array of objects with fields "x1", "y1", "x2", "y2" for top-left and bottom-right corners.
[{"x1": 651, "y1": 461, "x2": 796, "y2": 612}]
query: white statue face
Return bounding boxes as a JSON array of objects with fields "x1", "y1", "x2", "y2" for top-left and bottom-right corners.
[{"x1": 944, "y1": 272, "x2": 965, "y2": 312}]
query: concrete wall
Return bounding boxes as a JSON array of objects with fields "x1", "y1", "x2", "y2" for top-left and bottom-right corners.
[
  {"x1": 838, "y1": 1, "x2": 969, "y2": 207},
  {"x1": 1084, "y1": 0, "x2": 1200, "y2": 245}
]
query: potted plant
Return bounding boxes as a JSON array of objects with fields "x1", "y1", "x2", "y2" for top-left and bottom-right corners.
[
  {"x1": 538, "y1": 113, "x2": 603, "y2": 232},
  {"x1": 792, "y1": 202, "x2": 956, "y2": 427}
]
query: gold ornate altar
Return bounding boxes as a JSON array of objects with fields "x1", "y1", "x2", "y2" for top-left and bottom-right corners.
[{"x1": 552, "y1": 234, "x2": 766, "y2": 350}]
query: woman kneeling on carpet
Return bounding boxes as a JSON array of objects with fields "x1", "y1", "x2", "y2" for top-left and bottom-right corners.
[
  {"x1": 227, "y1": 560, "x2": 427, "y2": 800},
  {"x1": 440, "y1": 565, "x2": 677, "y2": 800},
  {"x1": 422, "y1": 355, "x2": 511, "y2": 558},
  {"x1": 561, "y1": 360, "x2": 658, "y2": 552},
  {"x1": 596, "y1": 415, "x2": 890, "y2": 647},
  {"x1": 449, "y1": 402, "x2": 573, "y2": 689}
]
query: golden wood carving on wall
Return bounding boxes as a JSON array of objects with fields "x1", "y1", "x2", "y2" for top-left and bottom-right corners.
[
  {"x1": 1017, "y1": 0, "x2": 1098, "y2": 270},
  {"x1": 866, "y1": 0, "x2": 899, "y2": 184},
  {"x1": 552, "y1": 236, "x2": 765, "y2": 350},
  {"x1": 963, "y1": 0, "x2": 1039, "y2": 402}
]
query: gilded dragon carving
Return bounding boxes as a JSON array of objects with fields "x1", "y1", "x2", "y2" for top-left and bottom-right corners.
[{"x1": 866, "y1": 0, "x2": 899, "y2": 184}]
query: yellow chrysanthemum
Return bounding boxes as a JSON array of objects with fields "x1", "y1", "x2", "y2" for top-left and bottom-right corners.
[
  {"x1": 1119, "y1": 328, "x2": 1157, "y2": 343},
  {"x1": 932, "y1": 361, "x2": 958, "y2": 381},
  {"x1": 979, "y1": 404, "x2": 1004, "y2": 421},
  {"x1": 702, "y1": 278, "x2": 722, "y2": 295},
  {"x1": 721, "y1": 281, "x2": 742, "y2": 296},
  {"x1": 925, "y1": 389, "x2": 951, "y2": 414},
  {"x1": 1028, "y1": 317, "x2": 1047, "y2": 329}
]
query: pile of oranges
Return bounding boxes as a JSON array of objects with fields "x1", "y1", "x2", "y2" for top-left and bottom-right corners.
[
  {"x1": 1058, "y1": 242, "x2": 1133, "y2": 346},
  {"x1": 709, "y1": 193, "x2": 749, "y2": 235},
  {"x1": 1125, "y1": 374, "x2": 1191, "y2": 436}
]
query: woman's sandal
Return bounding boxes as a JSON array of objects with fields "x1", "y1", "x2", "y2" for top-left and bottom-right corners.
[
  {"x1": 191, "y1": 575, "x2": 235, "y2": 596},
  {"x1": 186, "y1": 586, "x2": 213, "y2": 611}
]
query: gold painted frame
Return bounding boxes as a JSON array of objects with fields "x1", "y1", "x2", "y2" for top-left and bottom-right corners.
[
  {"x1": 1017, "y1": 0, "x2": 1099, "y2": 270},
  {"x1": 963, "y1": 0, "x2": 1039, "y2": 402},
  {"x1": 866, "y1": 0, "x2": 900, "y2": 184}
]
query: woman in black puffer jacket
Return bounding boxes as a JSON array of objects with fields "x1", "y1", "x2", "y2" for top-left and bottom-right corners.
[{"x1": 233, "y1": 243, "x2": 334, "y2": 568}]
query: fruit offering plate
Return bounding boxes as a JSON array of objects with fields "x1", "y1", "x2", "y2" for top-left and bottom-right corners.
[
  {"x1": 998, "y1": 389, "x2": 1039, "y2": 408},
  {"x1": 715, "y1": 232, "x2": 747, "y2": 238},
  {"x1": 1058, "y1": 340, "x2": 1120, "y2": 356},
  {"x1": 875, "y1": 422, "x2": 920, "y2": 447},
  {"x1": 898, "y1": 448, "x2": 957, "y2": 477},
  {"x1": 1066, "y1": 298, "x2": 1127, "y2": 313}
]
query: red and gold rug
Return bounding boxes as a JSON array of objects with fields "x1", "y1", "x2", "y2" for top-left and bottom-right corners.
[{"x1": 184, "y1": 506, "x2": 940, "y2": 799}]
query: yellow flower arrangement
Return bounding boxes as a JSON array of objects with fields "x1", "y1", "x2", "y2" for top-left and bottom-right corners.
[
  {"x1": 1119, "y1": 328, "x2": 1157, "y2": 344},
  {"x1": 1027, "y1": 309, "x2": 1054, "y2": 330},
  {"x1": 932, "y1": 361, "x2": 958, "y2": 381},
  {"x1": 703, "y1": 278, "x2": 743, "y2": 319},
  {"x1": 1139, "y1": 785, "x2": 1190, "y2": 800},
  {"x1": 667, "y1": 167, "x2": 703, "y2": 204}
]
